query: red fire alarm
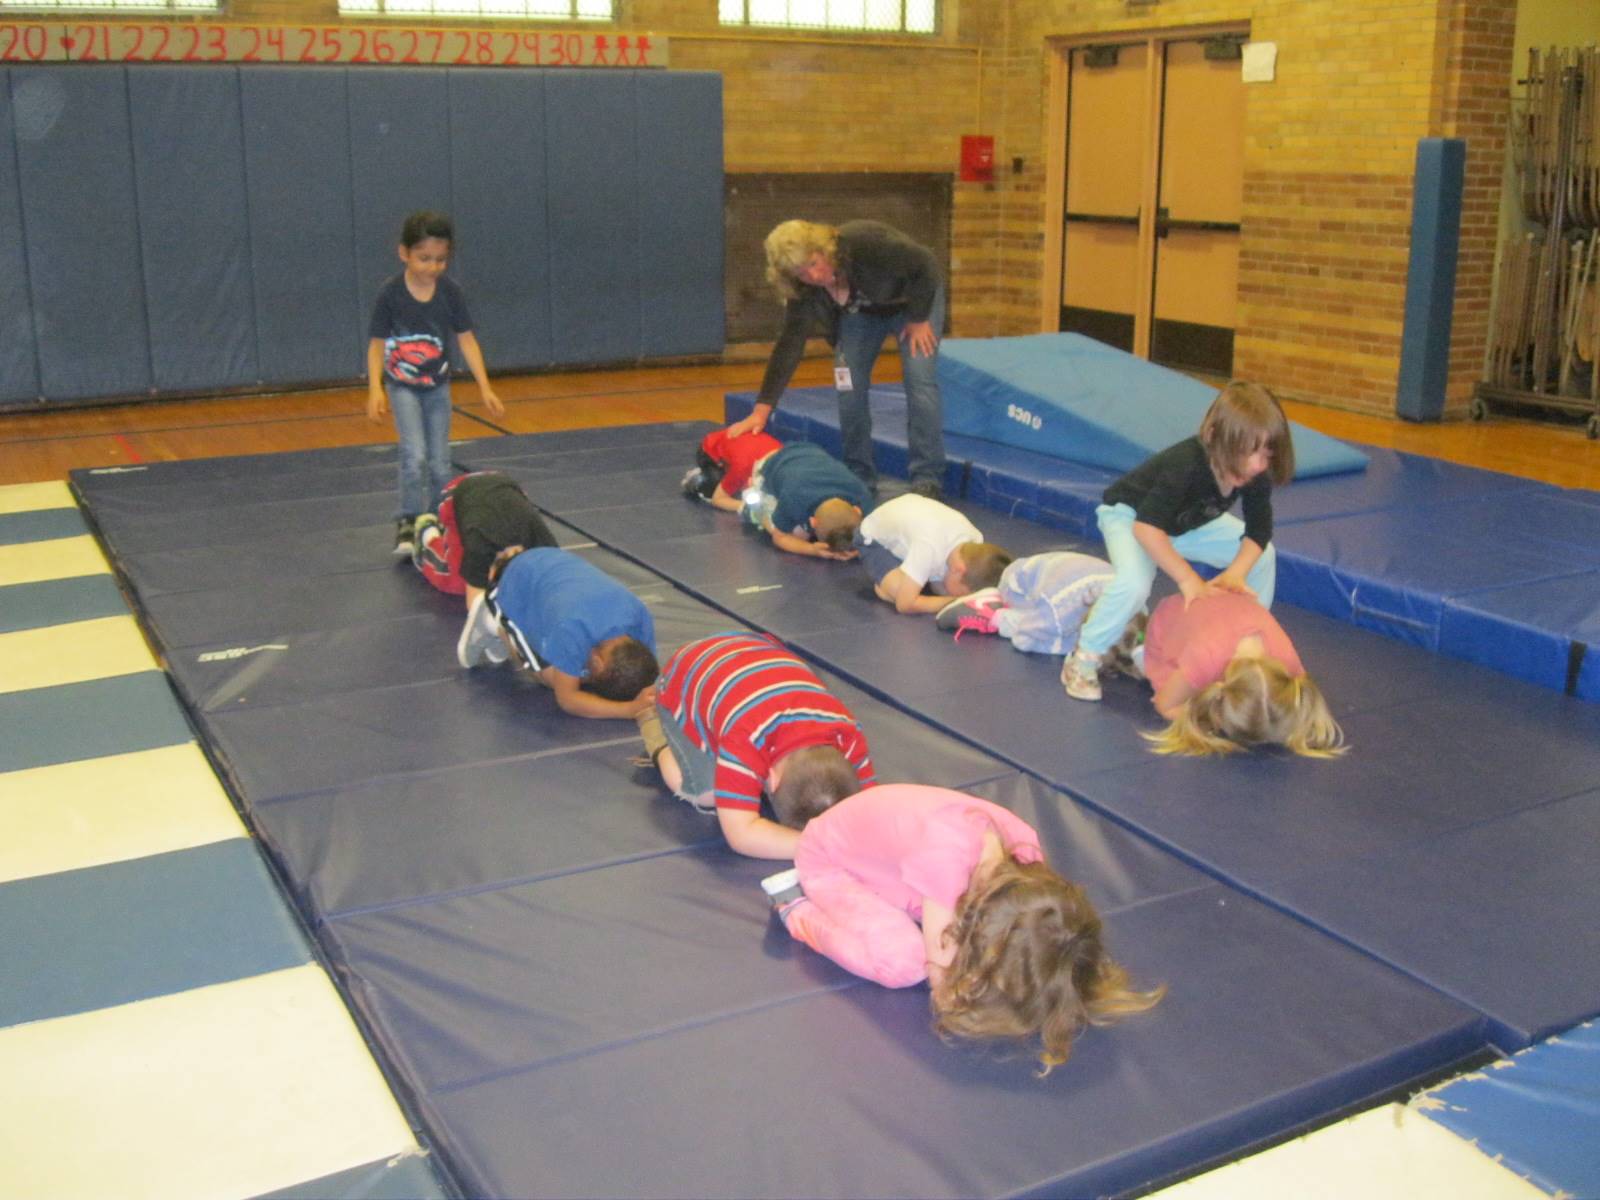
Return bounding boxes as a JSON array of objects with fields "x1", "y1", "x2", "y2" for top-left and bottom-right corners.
[{"x1": 960, "y1": 135, "x2": 995, "y2": 182}]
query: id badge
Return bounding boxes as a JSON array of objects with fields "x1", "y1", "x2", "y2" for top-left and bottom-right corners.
[{"x1": 833, "y1": 364, "x2": 853, "y2": 391}]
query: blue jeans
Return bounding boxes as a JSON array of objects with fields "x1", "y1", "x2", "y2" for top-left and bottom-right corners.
[
  {"x1": 835, "y1": 286, "x2": 946, "y2": 489},
  {"x1": 1076, "y1": 502, "x2": 1279, "y2": 655},
  {"x1": 656, "y1": 703, "x2": 717, "y2": 809},
  {"x1": 389, "y1": 380, "x2": 453, "y2": 519}
]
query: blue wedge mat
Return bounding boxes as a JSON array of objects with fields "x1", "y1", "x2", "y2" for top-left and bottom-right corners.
[
  {"x1": 938, "y1": 333, "x2": 1370, "y2": 478},
  {"x1": 1422, "y1": 1019, "x2": 1600, "y2": 1199},
  {"x1": 726, "y1": 391, "x2": 1600, "y2": 700},
  {"x1": 74, "y1": 431, "x2": 1498, "y2": 1200}
]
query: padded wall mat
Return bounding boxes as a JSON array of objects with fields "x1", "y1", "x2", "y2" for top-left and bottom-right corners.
[
  {"x1": 727, "y1": 390, "x2": 1600, "y2": 700},
  {"x1": 70, "y1": 426, "x2": 1498, "y2": 1199}
]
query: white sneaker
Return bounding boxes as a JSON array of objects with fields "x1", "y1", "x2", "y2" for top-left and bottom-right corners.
[
  {"x1": 1061, "y1": 650, "x2": 1102, "y2": 702},
  {"x1": 457, "y1": 593, "x2": 508, "y2": 669},
  {"x1": 761, "y1": 867, "x2": 805, "y2": 910}
]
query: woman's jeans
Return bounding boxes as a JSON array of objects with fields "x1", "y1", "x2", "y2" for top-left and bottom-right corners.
[
  {"x1": 834, "y1": 286, "x2": 947, "y2": 490},
  {"x1": 389, "y1": 380, "x2": 453, "y2": 519}
]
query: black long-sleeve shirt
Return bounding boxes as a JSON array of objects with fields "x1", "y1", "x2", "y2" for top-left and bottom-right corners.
[
  {"x1": 756, "y1": 220, "x2": 941, "y2": 405},
  {"x1": 1103, "y1": 436, "x2": 1274, "y2": 548}
]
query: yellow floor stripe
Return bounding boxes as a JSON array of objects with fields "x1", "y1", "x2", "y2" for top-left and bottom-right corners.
[
  {"x1": 0, "y1": 615, "x2": 157, "y2": 694},
  {"x1": 0, "y1": 744, "x2": 246, "y2": 883},
  {"x1": 0, "y1": 481, "x2": 75, "y2": 515},
  {"x1": 0, "y1": 535, "x2": 110, "y2": 587},
  {"x1": 0, "y1": 965, "x2": 423, "y2": 1200}
]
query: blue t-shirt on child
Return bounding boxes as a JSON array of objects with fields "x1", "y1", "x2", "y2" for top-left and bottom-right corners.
[
  {"x1": 762, "y1": 443, "x2": 875, "y2": 536},
  {"x1": 368, "y1": 274, "x2": 473, "y2": 389},
  {"x1": 491, "y1": 547, "x2": 655, "y2": 677}
]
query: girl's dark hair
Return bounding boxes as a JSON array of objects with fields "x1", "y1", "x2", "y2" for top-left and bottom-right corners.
[
  {"x1": 1199, "y1": 380, "x2": 1295, "y2": 487},
  {"x1": 401, "y1": 210, "x2": 454, "y2": 248}
]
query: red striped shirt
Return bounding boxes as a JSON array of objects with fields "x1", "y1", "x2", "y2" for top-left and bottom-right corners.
[{"x1": 657, "y1": 633, "x2": 875, "y2": 812}]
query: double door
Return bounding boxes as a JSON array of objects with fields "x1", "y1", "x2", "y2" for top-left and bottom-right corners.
[{"x1": 1053, "y1": 30, "x2": 1248, "y2": 376}]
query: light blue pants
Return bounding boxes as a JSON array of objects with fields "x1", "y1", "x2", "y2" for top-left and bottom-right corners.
[
  {"x1": 835, "y1": 286, "x2": 947, "y2": 489},
  {"x1": 389, "y1": 380, "x2": 453, "y2": 519},
  {"x1": 1076, "y1": 502, "x2": 1277, "y2": 655}
]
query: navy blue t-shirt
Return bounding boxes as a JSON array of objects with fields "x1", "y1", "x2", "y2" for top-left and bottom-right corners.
[
  {"x1": 368, "y1": 274, "x2": 473, "y2": 388},
  {"x1": 763, "y1": 443, "x2": 875, "y2": 535}
]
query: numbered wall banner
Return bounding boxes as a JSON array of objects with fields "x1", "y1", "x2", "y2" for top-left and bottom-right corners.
[{"x1": 0, "y1": 21, "x2": 667, "y2": 67}]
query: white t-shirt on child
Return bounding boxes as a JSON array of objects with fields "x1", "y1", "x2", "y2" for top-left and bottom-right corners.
[{"x1": 858, "y1": 494, "x2": 982, "y2": 588}]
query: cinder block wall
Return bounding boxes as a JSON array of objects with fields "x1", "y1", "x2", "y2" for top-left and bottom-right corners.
[{"x1": 208, "y1": 0, "x2": 1510, "y2": 415}]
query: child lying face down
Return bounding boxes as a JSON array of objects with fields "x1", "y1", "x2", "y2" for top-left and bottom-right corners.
[
  {"x1": 855, "y1": 493, "x2": 1011, "y2": 615},
  {"x1": 684, "y1": 429, "x2": 873, "y2": 561},
  {"x1": 459, "y1": 546, "x2": 658, "y2": 721},
  {"x1": 636, "y1": 632, "x2": 874, "y2": 860},
  {"x1": 1129, "y1": 591, "x2": 1345, "y2": 758},
  {"x1": 764, "y1": 784, "x2": 1164, "y2": 1072},
  {"x1": 412, "y1": 471, "x2": 557, "y2": 607}
]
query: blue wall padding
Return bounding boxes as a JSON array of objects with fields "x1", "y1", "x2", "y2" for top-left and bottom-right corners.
[
  {"x1": 447, "y1": 71, "x2": 553, "y2": 372},
  {"x1": 240, "y1": 68, "x2": 363, "y2": 384},
  {"x1": 938, "y1": 333, "x2": 1370, "y2": 478},
  {"x1": 1396, "y1": 138, "x2": 1464, "y2": 422},
  {"x1": 0, "y1": 70, "x2": 40, "y2": 404},
  {"x1": 545, "y1": 72, "x2": 642, "y2": 365},
  {"x1": 1423, "y1": 1018, "x2": 1600, "y2": 1198},
  {"x1": 129, "y1": 69, "x2": 260, "y2": 393},
  {"x1": 0, "y1": 66, "x2": 723, "y2": 407},
  {"x1": 13, "y1": 68, "x2": 152, "y2": 401},
  {"x1": 0, "y1": 840, "x2": 311, "y2": 1027},
  {"x1": 635, "y1": 71, "x2": 726, "y2": 356},
  {"x1": 348, "y1": 68, "x2": 453, "y2": 335}
]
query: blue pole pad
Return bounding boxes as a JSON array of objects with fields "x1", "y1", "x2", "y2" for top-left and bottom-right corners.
[{"x1": 1396, "y1": 138, "x2": 1465, "y2": 422}]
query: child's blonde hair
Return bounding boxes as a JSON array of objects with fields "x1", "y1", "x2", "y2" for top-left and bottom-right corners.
[
  {"x1": 812, "y1": 498, "x2": 863, "y2": 552},
  {"x1": 956, "y1": 542, "x2": 1014, "y2": 592},
  {"x1": 1145, "y1": 656, "x2": 1346, "y2": 758},
  {"x1": 764, "y1": 219, "x2": 838, "y2": 301},
  {"x1": 930, "y1": 854, "x2": 1164, "y2": 1074},
  {"x1": 1200, "y1": 380, "x2": 1295, "y2": 487}
]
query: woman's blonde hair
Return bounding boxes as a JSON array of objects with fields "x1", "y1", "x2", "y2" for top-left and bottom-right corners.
[
  {"x1": 930, "y1": 855, "x2": 1164, "y2": 1075},
  {"x1": 1200, "y1": 380, "x2": 1295, "y2": 487},
  {"x1": 764, "y1": 219, "x2": 839, "y2": 301},
  {"x1": 1145, "y1": 656, "x2": 1346, "y2": 758}
]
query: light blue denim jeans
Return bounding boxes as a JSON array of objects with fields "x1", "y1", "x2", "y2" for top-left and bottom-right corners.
[
  {"x1": 1076, "y1": 502, "x2": 1278, "y2": 655},
  {"x1": 835, "y1": 286, "x2": 947, "y2": 490},
  {"x1": 389, "y1": 380, "x2": 453, "y2": 519}
]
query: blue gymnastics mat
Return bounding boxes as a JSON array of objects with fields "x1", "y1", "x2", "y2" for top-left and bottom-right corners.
[
  {"x1": 538, "y1": 423, "x2": 1600, "y2": 1053},
  {"x1": 727, "y1": 389, "x2": 1600, "y2": 701},
  {"x1": 72, "y1": 427, "x2": 1495, "y2": 1200},
  {"x1": 939, "y1": 333, "x2": 1370, "y2": 479}
]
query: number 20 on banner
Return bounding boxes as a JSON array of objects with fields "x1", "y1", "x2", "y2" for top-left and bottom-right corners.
[{"x1": 0, "y1": 22, "x2": 667, "y2": 67}]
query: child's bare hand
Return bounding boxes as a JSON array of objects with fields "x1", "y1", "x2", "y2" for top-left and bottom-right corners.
[
  {"x1": 629, "y1": 687, "x2": 657, "y2": 715},
  {"x1": 366, "y1": 391, "x2": 387, "y2": 423},
  {"x1": 814, "y1": 544, "x2": 857, "y2": 561},
  {"x1": 726, "y1": 409, "x2": 769, "y2": 439},
  {"x1": 482, "y1": 389, "x2": 506, "y2": 418},
  {"x1": 1211, "y1": 573, "x2": 1256, "y2": 597}
]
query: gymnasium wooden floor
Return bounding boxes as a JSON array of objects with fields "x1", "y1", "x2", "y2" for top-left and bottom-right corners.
[{"x1": 3, "y1": 358, "x2": 1599, "y2": 491}]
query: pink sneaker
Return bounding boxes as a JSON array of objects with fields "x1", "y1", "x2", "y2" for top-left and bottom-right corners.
[{"x1": 935, "y1": 588, "x2": 1007, "y2": 638}]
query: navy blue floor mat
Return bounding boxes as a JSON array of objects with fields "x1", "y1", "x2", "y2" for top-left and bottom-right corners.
[
  {"x1": 546, "y1": 424, "x2": 1600, "y2": 1053},
  {"x1": 76, "y1": 429, "x2": 1502, "y2": 1199},
  {"x1": 727, "y1": 388, "x2": 1600, "y2": 700}
]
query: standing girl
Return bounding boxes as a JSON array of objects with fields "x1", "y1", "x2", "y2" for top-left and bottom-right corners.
[
  {"x1": 1062, "y1": 380, "x2": 1293, "y2": 702},
  {"x1": 764, "y1": 783, "x2": 1163, "y2": 1072},
  {"x1": 367, "y1": 210, "x2": 504, "y2": 557}
]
